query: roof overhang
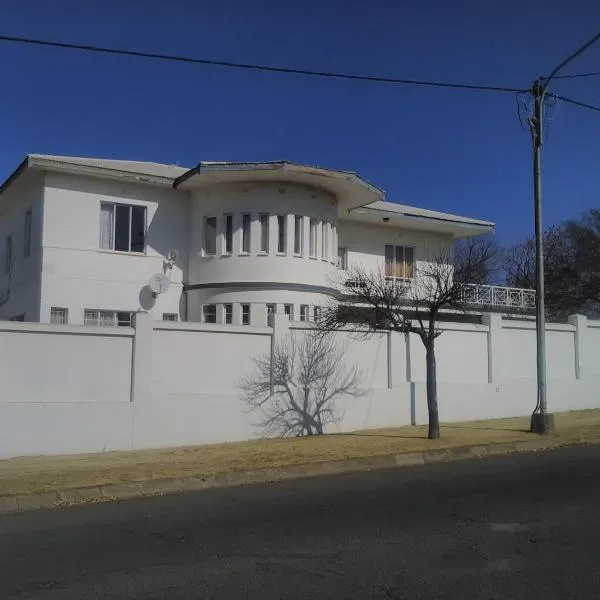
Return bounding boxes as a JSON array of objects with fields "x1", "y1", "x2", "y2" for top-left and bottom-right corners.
[
  {"x1": 173, "y1": 161, "x2": 384, "y2": 211},
  {"x1": 346, "y1": 204, "x2": 495, "y2": 238}
]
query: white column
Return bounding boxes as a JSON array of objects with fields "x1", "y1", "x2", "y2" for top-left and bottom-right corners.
[
  {"x1": 131, "y1": 311, "x2": 153, "y2": 403},
  {"x1": 482, "y1": 313, "x2": 502, "y2": 384},
  {"x1": 568, "y1": 314, "x2": 587, "y2": 379}
]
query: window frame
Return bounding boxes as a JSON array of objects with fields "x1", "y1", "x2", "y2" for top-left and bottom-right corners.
[
  {"x1": 294, "y1": 216, "x2": 303, "y2": 256},
  {"x1": 384, "y1": 244, "x2": 415, "y2": 280},
  {"x1": 224, "y1": 303, "x2": 233, "y2": 324},
  {"x1": 284, "y1": 304, "x2": 294, "y2": 320},
  {"x1": 162, "y1": 313, "x2": 178, "y2": 322},
  {"x1": 259, "y1": 214, "x2": 269, "y2": 254},
  {"x1": 83, "y1": 309, "x2": 132, "y2": 327},
  {"x1": 99, "y1": 202, "x2": 147, "y2": 254},
  {"x1": 241, "y1": 213, "x2": 251, "y2": 254},
  {"x1": 223, "y1": 213, "x2": 233, "y2": 255},
  {"x1": 50, "y1": 307, "x2": 68, "y2": 325},
  {"x1": 202, "y1": 304, "x2": 217, "y2": 323},
  {"x1": 241, "y1": 303, "x2": 251, "y2": 325},
  {"x1": 309, "y1": 219, "x2": 317, "y2": 258},
  {"x1": 277, "y1": 215, "x2": 286, "y2": 254},
  {"x1": 338, "y1": 246, "x2": 348, "y2": 270},
  {"x1": 299, "y1": 304, "x2": 309, "y2": 322},
  {"x1": 203, "y1": 216, "x2": 217, "y2": 256}
]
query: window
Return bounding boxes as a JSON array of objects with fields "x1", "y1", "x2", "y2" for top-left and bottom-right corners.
[
  {"x1": 224, "y1": 303, "x2": 233, "y2": 324},
  {"x1": 277, "y1": 215, "x2": 286, "y2": 253},
  {"x1": 313, "y1": 306, "x2": 322, "y2": 321},
  {"x1": 266, "y1": 303, "x2": 276, "y2": 317},
  {"x1": 338, "y1": 247, "x2": 348, "y2": 270},
  {"x1": 294, "y1": 216, "x2": 303, "y2": 255},
  {"x1": 203, "y1": 304, "x2": 217, "y2": 323},
  {"x1": 224, "y1": 214, "x2": 233, "y2": 254},
  {"x1": 241, "y1": 214, "x2": 251, "y2": 253},
  {"x1": 241, "y1": 303, "x2": 251, "y2": 325},
  {"x1": 300, "y1": 304, "x2": 309, "y2": 322},
  {"x1": 24, "y1": 210, "x2": 32, "y2": 258},
  {"x1": 322, "y1": 223, "x2": 330, "y2": 261},
  {"x1": 203, "y1": 216, "x2": 217, "y2": 255},
  {"x1": 100, "y1": 203, "x2": 146, "y2": 253},
  {"x1": 309, "y1": 219, "x2": 318, "y2": 257},
  {"x1": 385, "y1": 245, "x2": 415, "y2": 279},
  {"x1": 5, "y1": 235, "x2": 12, "y2": 273},
  {"x1": 50, "y1": 307, "x2": 68, "y2": 325},
  {"x1": 259, "y1": 214, "x2": 269, "y2": 253},
  {"x1": 162, "y1": 313, "x2": 178, "y2": 322},
  {"x1": 84, "y1": 310, "x2": 132, "y2": 327},
  {"x1": 284, "y1": 304, "x2": 293, "y2": 320}
]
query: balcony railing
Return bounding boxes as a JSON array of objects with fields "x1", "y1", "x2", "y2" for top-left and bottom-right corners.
[{"x1": 460, "y1": 284, "x2": 536, "y2": 310}]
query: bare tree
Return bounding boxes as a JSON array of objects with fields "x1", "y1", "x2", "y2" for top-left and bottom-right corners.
[
  {"x1": 319, "y1": 237, "x2": 497, "y2": 439},
  {"x1": 503, "y1": 211, "x2": 600, "y2": 320},
  {"x1": 239, "y1": 332, "x2": 364, "y2": 437}
]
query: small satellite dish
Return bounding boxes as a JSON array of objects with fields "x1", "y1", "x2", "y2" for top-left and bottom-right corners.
[
  {"x1": 149, "y1": 273, "x2": 170, "y2": 296},
  {"x1": 166, "y1": 249, "x2": 179, "y2": 263}
]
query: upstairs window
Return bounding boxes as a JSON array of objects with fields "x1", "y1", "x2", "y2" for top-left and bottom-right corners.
[
  {"x1": 259, "y1": 214, "x2": 269, "y2": 253},
  {"x1": 385, "y1": 245, "x2": 415, "y2": 280},
  {"x1": 277, "y1": 216, "x2": 286, "y2": 253},
  {"x1": 322, "y1": 223, "x2": 330, "y2": 261},
  {"x1": 162, "y1": 313, "x2": 178, "y2": 322},
  {"x1": 284, "y1": 304, "x2": 293, "y2": 320},
  {"x1": 224, "y1": 303, "x2": 233, "y2": 324},
  {"x1": 24, "y1": 209, "x2": 32, "y2": 258},
  {"x1": 224, "y1": 214, "x2": 233, "y2": 255},
  {"x1": 203, "y1": 216, "x2": 217, "y2": 255},
  {"x1": 100, "y1": 203, "x2": 146, "y2": 253},
  {"x1": 241, "y1": 303, "x2": 251, "y2": 325},
  {"x1": 309, "y1": 219, "x2": 318, "y2": 258},
  {"x1": 300, "y1": 304, "x2": 309, "y2": 322},
  {"x1": 294, "y1": 216, "x2": 303, "y2": 255},
  {"x1": 241, "y1": 214, "x2": 251, "y2": 253},
  {"x1": 50, "y1": 307, "x2": 68, "y2": 325}
]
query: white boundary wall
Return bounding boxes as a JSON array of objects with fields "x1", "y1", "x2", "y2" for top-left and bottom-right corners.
[{"x1": 0, "y1": 312, "x2": 598, "y2": 458}]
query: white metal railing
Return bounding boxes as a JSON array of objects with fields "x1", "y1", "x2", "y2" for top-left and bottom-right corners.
[{"x1": 460, "y1": 284, "x2": 536, "y2": 310}]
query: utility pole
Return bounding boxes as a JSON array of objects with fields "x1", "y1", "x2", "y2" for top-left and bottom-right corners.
[
  {"x1": 526, "y1": 31, "x2": 600, "y2": 434},
  {"x1": 529, "y1": 79, "x2": 548, "y2": 434}
]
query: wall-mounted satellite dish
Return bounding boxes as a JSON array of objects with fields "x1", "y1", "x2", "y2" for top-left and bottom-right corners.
[{"x1": 149, "y1": 273, "x2": 170, "y2": 297}]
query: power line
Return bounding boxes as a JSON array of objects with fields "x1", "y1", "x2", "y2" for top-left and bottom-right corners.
[
  {"x1": 553, "y1": 71, "x2": 600, "y2": 79},
  {"x1": 554, "y1": 94, "x2": 600, "y2": 113},
  {"x1": 0, "y1": 33, "x2": 526, "y2": 93},
  {"x1": 543, "y1": 31, "x2": 600, "y2": 85}
]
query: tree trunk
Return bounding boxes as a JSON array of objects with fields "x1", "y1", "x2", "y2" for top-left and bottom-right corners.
[{"x1": 425, "y1": 341, "x2": 440, "y2": 439}]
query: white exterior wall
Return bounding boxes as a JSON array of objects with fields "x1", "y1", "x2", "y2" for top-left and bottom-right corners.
[
  {"x1": 0, "y1": 172, "x2": 44, "y2": 321},
  {"x1": 0, "y1": 314, "x2": 598, "y2": 458},
  {"x1": 40, "y1": 173, "x2": 189, "y2": 324}
]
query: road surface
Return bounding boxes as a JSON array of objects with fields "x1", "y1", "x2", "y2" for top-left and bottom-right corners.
[{"x1": 2, "y1": 444, "x2": 600, "y2": 599}]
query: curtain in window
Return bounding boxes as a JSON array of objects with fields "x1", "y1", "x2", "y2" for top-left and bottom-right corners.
[
  {"x1": 384, "y1": 245, "x2": 394, "y2": 277},
  {"x1": 100, "y1": 204, "x2": 114, "y2": 249}
]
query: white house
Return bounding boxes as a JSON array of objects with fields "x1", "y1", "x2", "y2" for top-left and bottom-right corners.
[{"x1": 0, "y1": 154, "x2": 523, "y2": 327}]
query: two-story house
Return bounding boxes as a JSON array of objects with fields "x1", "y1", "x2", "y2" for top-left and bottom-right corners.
[{"x1": 0, "y1": 155, "x2": 527, "y2": 326}]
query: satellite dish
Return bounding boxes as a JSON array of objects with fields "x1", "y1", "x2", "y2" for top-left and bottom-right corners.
[
  {"x1": 166, "y1": 249, "x2": 179, "y2": 263},
  {"x1": 149, "y1": 273, "x2": 170, "y2": 296}
]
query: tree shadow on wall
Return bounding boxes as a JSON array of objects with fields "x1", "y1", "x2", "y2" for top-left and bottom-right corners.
[{"x1": 238, "y1": 332, "x2": 365, "y2": 438}]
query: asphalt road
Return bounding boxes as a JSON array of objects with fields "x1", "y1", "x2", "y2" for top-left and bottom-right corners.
[{"x1": 2, "y1": 444, "x2": 600, "y2": 599}]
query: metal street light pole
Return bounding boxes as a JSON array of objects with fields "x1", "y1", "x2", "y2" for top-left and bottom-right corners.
[{"x1": 528, "y1": 31, "x2": 600, "y2": 434}]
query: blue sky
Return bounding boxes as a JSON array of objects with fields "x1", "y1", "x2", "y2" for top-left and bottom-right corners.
[{"x1": 1, "y1": 0, "x2": 599, "y2": 243}]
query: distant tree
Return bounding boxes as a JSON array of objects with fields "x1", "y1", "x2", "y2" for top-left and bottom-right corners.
[
  {"x1": 503, "y1": 210, "x2": 600, "y2": 320},
  {"x1": 239, "y1": 332, "x2": 364, "y2": 437},
  {"x1": 318, "y1": 237, "x2": 497, "y2": 440}
]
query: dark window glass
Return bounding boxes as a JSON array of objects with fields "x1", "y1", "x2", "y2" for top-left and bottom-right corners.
[
  {"x1": 225, "y1": 214, "x2": 233, "y2": 254},
  {"x1": 130, "y1": 206, "x2": 146, "y2": 252},
  {"x1": 114, "y1": 205, "x2": 130, "y2": 251}
]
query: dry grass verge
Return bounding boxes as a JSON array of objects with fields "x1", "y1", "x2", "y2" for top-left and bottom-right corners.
[{"x1": 2, "y1": 409, "x2": 600, "y2": 497}]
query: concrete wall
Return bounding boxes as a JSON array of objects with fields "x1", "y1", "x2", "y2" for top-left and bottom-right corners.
[{"x1": 0, "y1": 308, "x2": 598, "y2": 459}]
